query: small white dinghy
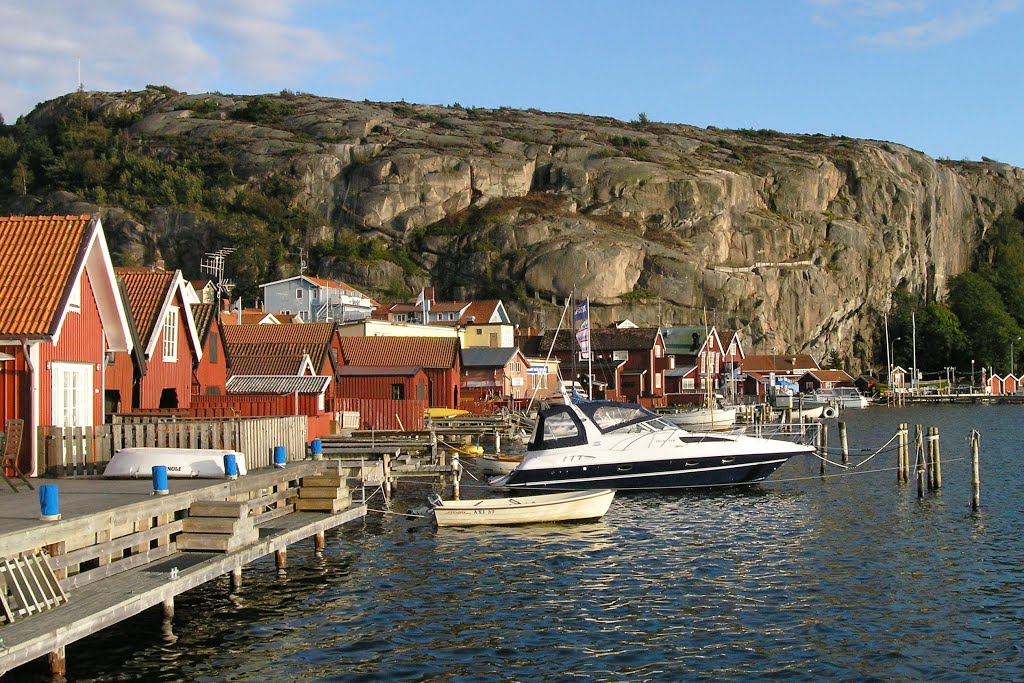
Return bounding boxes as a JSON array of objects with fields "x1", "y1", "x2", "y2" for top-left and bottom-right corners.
[
  {"x1": 475, "y1": 453, "x2": 523, "y2": 476},
  {"x1": 429, "y1": 489, "x2": 615, "y2": 527},
  {"x1": 103, "y1": 448, "x2": 248, "y2": 478}
]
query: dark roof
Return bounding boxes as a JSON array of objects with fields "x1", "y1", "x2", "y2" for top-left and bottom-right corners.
[
  {"x1": 226, "y1": 375, "x2": 331, "y2": 394},
  {"x1": 116, "y1": 268, "x2": 177, "y2": 346},
  {"x1": 461, "y1": 347, "x2": 518, "y2": 368},
  {"x1": 230, "y1": 354, "x2": 310, "y2": 377},
  {"x1": 538, "y1": 327, "x2": 661, "y2": 353},
  {"x1": 743, "y1": 354, "x2": 819, "y2": 373},
  {"x1": 191, "y1": 303, "x2": 216, "y2": 343}
]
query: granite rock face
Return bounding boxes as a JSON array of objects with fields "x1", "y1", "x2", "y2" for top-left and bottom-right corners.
[{"x1": 20, "y1": 91, "x2": 1024, "y2": 368}]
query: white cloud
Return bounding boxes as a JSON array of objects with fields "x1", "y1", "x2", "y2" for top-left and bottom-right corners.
[
  {"x1": 864, "y1": 0, "x2": 1020, "y2": 46},
  {"x1": 0, "y1": 0, "x2": 373, "y2": 121},
  {"x1": 809, "y1": 0, "x2": 1020, "y2": 47}
]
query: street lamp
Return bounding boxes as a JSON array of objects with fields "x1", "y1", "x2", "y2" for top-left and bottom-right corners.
[{"x1": 1013, "y1": 336, "x2": 1021, "y2": 376}]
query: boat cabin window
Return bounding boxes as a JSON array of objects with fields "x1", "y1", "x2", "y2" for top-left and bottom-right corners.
[
  {"x1": 528, "y1": 405, "x2": 587, "y2": 451},
  {"x1": 578, "y1": 401, "x2": 660, "y2": 434}
]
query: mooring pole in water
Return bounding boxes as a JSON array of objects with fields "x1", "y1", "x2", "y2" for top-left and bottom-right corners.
[
  {"x1": 451, "y1": 454, "x2": 461, "y2": 500},
  {"x1": 900, "y1": 423, "x2": 910, "y2": 484},
  {"x1": 933, "y1": 426, "x2": 942, "y2": 488},
  {"x1": 819, "y1": 425, "x2": 828, "y2": 475},
  {"x1": 314, "y1": 531, "x2": 326, "y2": 552},
  {"x1": 230, "y1": 567, "x2": 242, "y2": 592},
  {"x1": 275, "y1": 549, "x2": 287, "y2": 573},
  {"x1": 383, "y1": 453, "x2": 393, "y2": 497},
  {"x1": 921, "y1": 423, "x2": 929, "y2": 499},
  {"x1": 971, "y1": 430, "x2": 981, "y2": 510},
  {"x1": 896, "y1": 424, "x2": 904, "y2": 484},
  {"x1": 839, "y1": 421, "x2": 849, "y2": 465}
]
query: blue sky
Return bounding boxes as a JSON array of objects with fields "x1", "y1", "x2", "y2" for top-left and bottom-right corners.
[{"x1": 2, "y1": 0, "x2": 1021, "y2": 166}]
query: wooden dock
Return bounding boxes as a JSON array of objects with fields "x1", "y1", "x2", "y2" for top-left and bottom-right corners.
[{"x1": 0, "y1": 460, "x2": 368, "y2": 677}]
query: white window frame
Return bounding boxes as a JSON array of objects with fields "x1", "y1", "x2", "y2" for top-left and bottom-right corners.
[
  {"x1": 296, "y1": 288, "x2": 304, "y2": 300},
  {"x1": 51, "y1": 361, "x2": 93, "y2": 429},
  {"x1": 163, "y1": 307, "x2": 179, "y2": 361}
]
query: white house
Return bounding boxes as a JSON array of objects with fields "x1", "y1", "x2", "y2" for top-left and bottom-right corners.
[{"x1": 261, "y1": 275, "x2": 375, "y2": 323}]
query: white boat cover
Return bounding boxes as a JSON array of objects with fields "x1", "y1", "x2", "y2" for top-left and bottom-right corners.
[{"x1": 103, "y1": 448, "x2": 248, "y2": 479}]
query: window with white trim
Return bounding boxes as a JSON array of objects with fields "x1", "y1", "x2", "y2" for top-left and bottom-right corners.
[
  {"x1": 296, "y1": 289, "x2": 304, "y2": 300},
  {"x1": 163, "y1": 307, "x2": 179, "y2": 361}
]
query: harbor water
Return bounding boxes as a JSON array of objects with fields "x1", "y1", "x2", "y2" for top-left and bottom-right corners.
[{"x1": 11, "y1": 404, "x2": 1024, "y2": 681}]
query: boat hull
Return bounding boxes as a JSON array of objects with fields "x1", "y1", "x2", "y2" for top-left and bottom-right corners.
[
  {"x1": 432, "y1": 489, "x2": 615, "y2": 526},
  {"x1": 476, "y1": 454, "x2": 522, "y2": 476},
  {"x1": 501, "y1": 451, "x2": 794, "y2": 491}
]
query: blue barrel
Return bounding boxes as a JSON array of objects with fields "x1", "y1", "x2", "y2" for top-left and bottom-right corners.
[
  {"x1": 273, "y1": 445, "x2": 287, "y2": 468},
  {"x1": 223, "y1": 453, "x2": 239, "y2": 479},
  {"x1": 152, "y1": 465, "x2": 169, "y2": 495},
  {"x1": 39, "y1": 484, "x2": 60, "y2": 521},
  {"x1": 311, "y1": 439, "x2": 323, "y2": 459}
]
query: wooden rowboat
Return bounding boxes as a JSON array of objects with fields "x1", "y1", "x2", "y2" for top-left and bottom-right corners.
[{"x1": 429, "y1": 489, "x2": 615, "y2": 527}]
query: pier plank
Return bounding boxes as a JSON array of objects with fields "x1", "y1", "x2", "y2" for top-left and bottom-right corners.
[{"x1": 0, "y1": 505, "x2": 365, "y2": 675}]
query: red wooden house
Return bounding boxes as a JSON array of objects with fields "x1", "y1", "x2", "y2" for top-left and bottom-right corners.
[
  {"x1": 741, "y1": 353, "x2": 820, "y2": 397},
  {"x1": 0, "y1": 215, "x2": 133, "y2": 474},
  {"x1": 191, "y1": 302, "x2": 230, "y2": 396},
  {"x1": 460, "y1": 347, "x2": 530, "y2": 402},
  {"x1": 533, "y1": 327, "x2": 666, "y2": 402},
  {"x1": 222, "y1": 322, "x2": 341, "y2": 384},
  {"x1": 339, "y1": 336, "x2": 461, "y2": 408},
  {"x1": 112, "y1": 268, "x2": 202, "y2": 410},
  {"x1": 797, "y1": 369, "x2": 856, "y2": 394},
  {"x1": 336, "y1": 366, "x2": 430, "y2": 401}
]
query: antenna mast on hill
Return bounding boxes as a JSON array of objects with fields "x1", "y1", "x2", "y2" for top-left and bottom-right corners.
[
  {"x1": 289, "y1": 247, "x2": 307, "y2": 275},
  {"x1": 201, "y1": 248, "x2": 237, "y2": 298}
]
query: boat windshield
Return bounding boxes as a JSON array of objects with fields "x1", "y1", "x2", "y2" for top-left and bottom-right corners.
[{"x1": 577, "y1": 401, "x2": 663, "y2": 434}]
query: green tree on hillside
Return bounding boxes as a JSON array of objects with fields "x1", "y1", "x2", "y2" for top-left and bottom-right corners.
[{"x1": 948, "y1": 272, "x2": 1023, "y2": 371}]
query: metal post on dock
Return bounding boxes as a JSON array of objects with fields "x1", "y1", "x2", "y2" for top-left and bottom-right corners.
[
  {"x1": 971, "y1": 430, "x2": 981, "y2": 510},
  {"x1": 839, "y1": 421, "x2": 849, "y2": 465}
]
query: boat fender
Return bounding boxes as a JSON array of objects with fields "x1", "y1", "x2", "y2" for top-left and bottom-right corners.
[{"x1": 822, "y1": 406, "x2": 838, "y2": 419}]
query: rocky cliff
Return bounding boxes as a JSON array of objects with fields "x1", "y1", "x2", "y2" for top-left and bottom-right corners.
[{"x1": 11, "y1": 90, "x2": 1024, "y2": 370}]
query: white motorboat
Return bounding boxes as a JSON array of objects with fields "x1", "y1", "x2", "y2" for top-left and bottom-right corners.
[
  {"x1": 429, "y1": 489, "x2": 615, "y2": 526},
  {"x1": 492, "y1": 400, "x2": 813, "y2": 491},
  {"x1": 812, "y1": 387, "x2": 869, "y2": 409}
]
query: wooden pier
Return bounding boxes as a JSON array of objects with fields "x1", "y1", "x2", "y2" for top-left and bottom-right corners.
[{"x1": 0, "y1": 460, "x2": 368, "y2": 677}]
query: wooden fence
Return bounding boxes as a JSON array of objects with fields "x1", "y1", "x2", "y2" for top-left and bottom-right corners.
[{"x1": 38, "y1": 416, "x2": 309, "y2": 477}]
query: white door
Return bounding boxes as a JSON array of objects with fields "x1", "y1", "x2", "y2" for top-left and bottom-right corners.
[{"x1": 52, "y1": 362, "x2": 94, "y2": 428}]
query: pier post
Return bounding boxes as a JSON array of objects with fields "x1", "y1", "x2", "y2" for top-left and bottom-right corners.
[
  {"x1": 275, "y1": 549, "x2": 287, "y2": 573},
  {"x1": 230, "y1": 567, "x2": 242, "y2": 592},
  {"x1": 494, "y1": 428, "x2": 501, "y2": 454},
  {"x1": 163, "y1": 597, "x2": 175, "y2": 621},
  {"x1": 49, "y1": 646, "x2": 66, "y2": 679},
  {"x1": 899, "y1": 423, "x2": 910, "y2": 484},
  {"x1": 971, "y1": 431, "x2": 981, "y2": 510},
  {"x1": 451, "y1": 454, "x2": 461, "y2": 500},
  {"x1": 933, "y1": 426, "x2": 942, "y2": 489},
  {"x1": 383, "y1": 453, "x2": 393, "y2": 497},
  {"x1": 818, "y1": 425, "x2": 826, "y2": 475},
  {"x1": 315, "y1": 531, "x2": 326, "y2": 552},
  {"x1": 921, "y1": 428, "x2": 929, "y2": 497},
  {"x1": 839, "y1": 421, "x2": 849, "y2": 465}
]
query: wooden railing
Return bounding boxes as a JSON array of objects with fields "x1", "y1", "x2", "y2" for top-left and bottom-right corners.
[{"x1": 39, "y1": 416, "x2": 309, "y2": 476}]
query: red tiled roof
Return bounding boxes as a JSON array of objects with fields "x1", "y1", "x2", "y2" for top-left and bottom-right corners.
[
  {"x1": 116, "y1": 268, "x2": 177, "y2": 346},
  {"x1": 340, "y1": 336, "x2": 459, "y2": 369},
  {"x1": 0, "y1": 215, "x2": 93, "y2": 336},
  {"x1": 220, "y1": 309, "x2": 279, "y2": 325},
  {"x1": 803, "y1": 369, "x2": 855, "y2": 383},
  {"x1": 461, "y1": 300, "x2": 501, "y2": 324},
  {"x1": 223, "y1": 322, "x2": 336, "y2": 368}
]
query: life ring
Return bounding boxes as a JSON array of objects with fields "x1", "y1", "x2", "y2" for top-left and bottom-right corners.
[{"x1": 822, "y1": 406, "x2": 838, "y2": 419}]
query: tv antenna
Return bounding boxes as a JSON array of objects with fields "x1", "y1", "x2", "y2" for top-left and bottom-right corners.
[
  {"x1": 289, "y1": 247, "x2": 308, "y2": 276},
  {"x1": 200, "y1": 247, "x2": 237, "y2": 297}
]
